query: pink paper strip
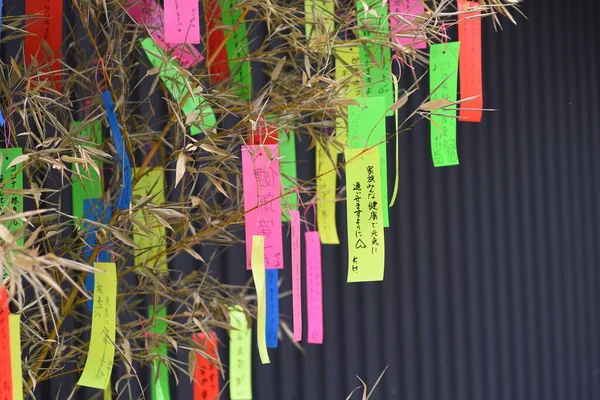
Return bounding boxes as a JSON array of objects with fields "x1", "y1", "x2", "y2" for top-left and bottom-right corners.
[
  {"x1": 389, "y1": 0, "x2": 427, "y2": 49},
  {"x1": 305, "y1": 231, "x2": 323, "y2": 344},
  {"x1": 164, "y1": 0, "x2": 201, "y2": 44},
  {"x1": 290, "y1": 209, "x2": 302, "y2": 342},
  {"x1": 241, "y1": 145, "x2": 284, "y2": 271},
  {"x1": 125, "y1": 0, "x2": 203, "y2": 68}
]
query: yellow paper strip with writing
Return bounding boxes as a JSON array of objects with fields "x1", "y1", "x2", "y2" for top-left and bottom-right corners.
[
  {"x1": 345, "y1": 148, "x2": 385, "y2": 282},
  {"x1": 251, "y1": 236, "x2": 270, "y2": 364},
  {"x1": 305, "y1": 0, "x2": 335, "y2": 50},
  {"x1": 78, "y1": 262, "x2": 117, "y2": 389},
  {"x1": 9, "y1": 314, "x2": 23, "y2": 400},
  {"x1": 335, "y1": 46, "x2": 362, "y2": 99},
  {"x1": 229, "y1": 306, "x2": 252, "y2": 399},
  {"x1": 316, "y1": 143, "x2": 339, "y2": 244},
  {"x1": 132, "y1": 168, "x2": 167, "y2": 270}
]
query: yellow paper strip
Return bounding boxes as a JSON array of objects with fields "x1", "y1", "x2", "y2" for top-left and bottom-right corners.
[
  {"x1": 132, "y1": 168, "x2": 167, "y2": 270},
  {"x1": 305, "y1": 0, "x2": 335, "y2": 49},
  {"x1": 250, "y1": 236, "x2": 270, "y2": 364},
  {"x1": 229, "y1": 306, "x2": 252, "y2": 399},
  {"x1": 9, "y1": 314, "x2": 23, "y2": 400},
  {"x1": 345, "y1": 148, "x2": 385, "y2": 282},
  {"x1": 316, "y1": 143, "x2": 340, "y2": 245},
  {"x1": 335, "y1": 46, "x2": 363, "y2": 99},
  {"x1": 78, "y1": 262, "x2": 117, "y2": 389}
]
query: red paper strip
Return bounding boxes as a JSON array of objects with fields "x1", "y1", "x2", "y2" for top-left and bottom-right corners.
[
  {"x1": 458, "y1": 0, "x2": 483, "y2": 122},
  {"x1": 25, "y1": 0, "x2": 63, "y2": 92},
  {"x1": 193, "y1": 332, "x2": 219, "y2": 400},
  {"x1": 0, "y1": 287, "x2": 12, "y2": 399},
  {"x1": 249, "y1": 119, "x2": 278, "y2": 145},
  {"x1": 205, "y1": 1, "x2": 231, "y2": 85}
]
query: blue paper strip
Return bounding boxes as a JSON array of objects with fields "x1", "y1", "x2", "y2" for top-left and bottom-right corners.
[
  {"x1": 101, "y1": 90, "x2": 131, "y2": 210},
  {"x1": 266, "y1": 269, "x2": 279, "y2": 348}
]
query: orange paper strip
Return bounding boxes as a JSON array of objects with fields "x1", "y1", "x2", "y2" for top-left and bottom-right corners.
[{"x1": 458, "y1": 0, "x2": 483, "y2": 122}]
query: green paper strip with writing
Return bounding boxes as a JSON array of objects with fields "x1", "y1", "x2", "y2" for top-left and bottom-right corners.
[
  {"x1": 356, "y1": 0, "x2": 393, "y2": 115},
  {"x1": 347, "y1": 97, "x2": 389, "y2": 227},
  {"x1": 305, "y1": 0, "x2": 335, "y2": 50},
  {"x1": 141, "y1": 38, "x2": 216, "y2": 135},
  {"x1": 149, "y1": 305, "x2": 171, "y2": 400},
  {"x1": 72, "y1": 121, "x2": 103, "y2": 221},
  {"x1": 345, "y1": 148, "x2": 385, "y2": 282},
  {"x1": 78, "y1": 262, "x2": 117, "y2": 389},
  {"x1": 429, "y1": 42, "x2": 461, "y2": 167},
  {"x1": 316, "y1": 143, "x2": 339, "y2": 244},
  {"x1": 132, "y1": 168, "x2": 167, "y2": 271},
  {"x1": 279, "y1": 131, "x2": 297, "y2": 220},
  {"x1": 1, "y1": 148, "x2": 24, "y2": 247},
  {"x1": 220, "y1": 0, "x2": 252, "y2": 100},
  {"x1": 229, "y1": 306, "x2": 252, "y2": 399},
  {"x1": 9, "y1": 314, "x2": 23, "y2": 400}
]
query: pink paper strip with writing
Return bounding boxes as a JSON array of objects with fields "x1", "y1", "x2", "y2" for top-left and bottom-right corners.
[
  {"x1": 241, "y1": 145, "x2": 284, "y2": 271},
  {"x1": 126, "y1": 0, "x2": 203, "y2": 67},
  {"x1": 290, "y1": 209, "x2": 302, "y2": 342},
  {"x1": 389, "y1": 0, "x2": 427, "y2": 49},
  {"x1": 164, "y1": 0, "x2": 201, "y2": 44},
  {"x1": 305, "y1": 231, "x2": 323, "y2": 344}
]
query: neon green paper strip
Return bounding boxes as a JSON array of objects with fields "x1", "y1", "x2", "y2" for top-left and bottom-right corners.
[
  {"x1": 133, "y1": 168, "x2": 167, "y2": 271},
  {"x1": 149, "y1": 305, "x2": 171, "y2": 400},
  {"x1": 305, "y1": 0, "x2": 335, "y2": 49},
  {"x1": 72, "y1": 121, "x2": 103, "y2": 221},
  {"x1": 141, "y1": 38, "x2": 216, "y2": 135},
  {"x1": 78, "y1": 262, "x2": 117, "y2": 389},
  {"x1": 347, "y1": 97, "x2": 389, "y2": 227},
  {"x1": 279, "y1": 131, "x2": 297, "y2": 219},
  {"x1": 229, "y1": 306, "x2": 252, "y2": 399},
  {"x1": 345, "y1": 148, "x2": 385, "y2": 282},
  {"x1": 104, "y1": 384, "x2": 112, "y2": 400},
  {"x1": 220, "y1": 0, "x2": 252, "y2": 100},
  {"x1": 429, "y1": 42, "x2": 461, "y2": 167},
  {"x1": 251, "y1": 235, "x2": 270, "y2": 364},
  {"x1": 356, "y1": 0, "x2": 393, "y2": 115},
  {"x1": 0, "y1": 148, "x2": 24, "y2": 247},
  {"x1": 316, "y1": 143, "x2": 339, "y2": 244},
  {"x1": 9, "y1": 314, "x2": 23, "y2": 400}
]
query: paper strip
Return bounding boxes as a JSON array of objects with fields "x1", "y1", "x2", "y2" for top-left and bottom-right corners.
[
  {"x1": 241, "y1": 145, "x2": 284, "y2": 270},
  {"x1": 458, "y1": 0, "x2": 483, "y2": 122},
  {"x1": 0, "y1": 287, "x2": 12, "y2": 397},
  {"x1": 205, "y1": 0, "x2": 231, "y2": 85},
  {"x1": 141, "y1": 38, "x2": 216, "y2": 135},
  {"x1": 126, "y1": 0, "x2": 203, "y2": 68},
  {"x1": 345, "y1": 148, "x2": 385, "y2": 282},
  {"x1": 133, "y1": 168, "x2": 167, "y2": 270},
  {"x1": 78, "y1": 262, "x2": 117, "y2": 389},
  {"x1": 192, "y1": 332, "x2": 219, "y2": 400},
  {"x1": 164, "y1": 0, "x2": 201, "y2": 44},
  {"x1": 249, "y1": 120, "x2": 278, "y2": 145},
  {"x1": 0, "y1": 148, "x2": 24, "y2": 247},
  {"x1": 335, "y1": 46, "x2": 363, "y2": 99},
  {"x1": 429, "y1": 42, "x2": 461, "y2": 167},
  {"x1": 279, "y1": 131, "x2": 297, "y2": 218},
  {"x1": 356, "y1": 0, "x2": 393, "y2": 115},
  {"x1": 72, "y1": 121, "x2": 103, "y2": 221},
  {"x1": 9, "y1": 314, "x2": 22, "y2": 400},
  {"x1": 265, "y1": 269, "x2": 279, "y2": 348},
  {"x1": 149, "y1": 305, "x2": 171, "y2": 400},
  {"x1": 389, "y1": 0, "x2": 427, "y2": 49},
  {"x1": 251, "y1": 236, "x2": 270, "y2": 364},
  {"x1": 228, "y1": 306, "x2": 252, "y2": 399},
  {"x1": 101, "y1": 91, "x2": 132, "y2": 209},
  {"x1": 305, "y1": 0, "x2": 335, "y2": 49},
  {"x1": 25, "y1": 0, "x2": 63, "y2": 91},
  {"x1": 316, "y1": 143, "x2": 340, "y2": 244},
  {"x1": 290, "y1": 210, "x2": 302, "y2": 342},
  {"x1": 347, "y1": 97, "x2": 389, "y2": 227},
  {"x1": 305, "y1": 231, "x2": 323, "y2": 344},
  {"x1": 220, "y1": 0, "x2": 252, "y2": 99}
]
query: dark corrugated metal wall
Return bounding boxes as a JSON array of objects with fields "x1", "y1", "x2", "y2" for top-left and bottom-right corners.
[{"x1": 29, "y1": 0, "x2": 600, "y2": 398}]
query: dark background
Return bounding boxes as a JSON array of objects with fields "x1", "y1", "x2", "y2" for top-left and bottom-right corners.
[{"x1": 25, "y1": 0, "x2": 600, "y2": 399}]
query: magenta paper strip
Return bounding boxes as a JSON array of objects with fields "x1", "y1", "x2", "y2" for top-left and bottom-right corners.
[
  {"x1": 305, "y1": 231, "x2": 323, "y2": 344},
  {"x1": 164, "y1": 0, "x2": 201, "y2": 44},
  {"x1": 389, "y1": 0, "x2": 427, "y2": 49},
  {"x1": 126, "y1": 0, "x2": 203, "y2": 67},
  {"x1": 290, "y1": 209, "x2": 302, "y2": 342},
  {"x1": 241, "y1": 145, "x2": 284, "y2": 271}
]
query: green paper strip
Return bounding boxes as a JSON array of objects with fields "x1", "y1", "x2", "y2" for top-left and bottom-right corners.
[
  {"x1": 149, "y1": 305, "x2": 171, "y2": 400},
  {"x1": 220, "y1": 0, "x2": 252, "y2": 100},
  {"x1": 347, "y1": 97, "x2": 389, "y2": 227},
  {"x1": 278, "y1": 130, "x2": 297, "y2": 220},
  {"x1": 356, "y1": 0, "x2": 393, "y2": 115},
  {"x1": 72, "y1": 121, "x2": 103, "y2": 221},
  {"x1": 0, "y1": 148, "x2": 24, "y2": 246},
  {"x1": 141, "y1": 38, "x2": 217, "y2": 135},
  {"x1": 429, "y1": 42, "x2": 461, "y2": 167},
  {"x1": 229, "y1": 306, "x2": 252, "y2": 399}
]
